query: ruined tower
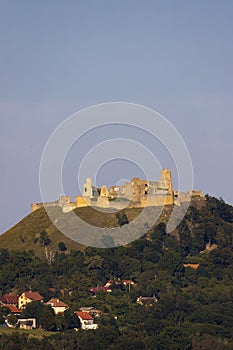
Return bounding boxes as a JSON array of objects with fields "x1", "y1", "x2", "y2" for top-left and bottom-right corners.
[
  {"x1": 82, "y1": 178, "x2": 93, "y2": 198},
  {"x1": 160, "y1": 169, "x2": 173, "y2": 195},
  {"x1": 97, "y1": 185, "x2": 110, "y2": 208}
]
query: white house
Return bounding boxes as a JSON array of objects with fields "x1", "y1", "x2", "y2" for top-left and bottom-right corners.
[
  {"x1": 46, "y1": 298, "x2": 68, "y2": 314},
  {"x1": 17, "y1": 318, "x2": 36, "y2": 330},
  {"x1": 76, "y1": 311, "x2": 98, "y2": 330}
]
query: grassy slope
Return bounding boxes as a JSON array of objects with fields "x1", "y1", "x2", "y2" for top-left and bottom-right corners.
[
  {"x1": 0, "y1": 206, "x2": 147, "y2": 257},
  {"x1": 0, "y1": 327, "x2": 54, "y2": 337},
  {"x1": 0, "y1": 202, "x2": 199, "y2": 258},
  {"x1": 0, "y1": 207, "x2": 85, "y2": 258}
]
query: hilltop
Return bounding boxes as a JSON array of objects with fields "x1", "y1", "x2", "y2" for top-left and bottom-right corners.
[{"x1": 0, "y1": 198, "x2": 226, "y2": 257}]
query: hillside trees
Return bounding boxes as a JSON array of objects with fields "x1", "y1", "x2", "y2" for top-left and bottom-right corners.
[{"x1": 0, "y1": 197, "x2": 233, "y2": 346}]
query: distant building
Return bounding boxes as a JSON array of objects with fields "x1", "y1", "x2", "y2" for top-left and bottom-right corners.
[
  {"x1": 122, "y1": 280, "x2": 137, "y2": 287},
  {"x1": 17, "y1": 318, "x2": 36, "y2": 330},
  {"x1": 137, "y1": 295, "x2": 158, "y2": 307},
  {"x1": 104, "y1": 279, "x2": 137, "y2": 290},
  {"x1": 18, "y1": 291, "x2": 43, "y2": 309},
  {"x1": 31, "y1": 169, "x2": 204, "y2": 212},
  {"x1": 79, "y1": 306, "x2": 102, "y2": 318},
  {"x1": 0, "y1": 294, "x2": 18, "y2": 306},
  {"x1": 79, "y1": 306, "x2": 94, "y2": 312},
  {"x1": 183, "y1": 263, "x2": 200, "y2": 269},
  {"x1": 1, "y1": 304, "x2": 21, "y2": 315},
  {"x1": 76, "y1": 311, "x2": 98, "y2": 330},
  {"x1": 90, "y1": 286, "x2": 112, "y2": 296},
  {"x1": 46, "y1": 298, "x2": 68, "y2": 314}
]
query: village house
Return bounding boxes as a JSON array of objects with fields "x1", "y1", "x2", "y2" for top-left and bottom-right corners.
[
  {"x1": 79, "y1": 306, "x2": 102, "y2": 318},
  {"x1": 46, "y1": 298, "x2": 68, "y2": 314},
  {"x1": 137, "y1": 295, "x2": 158, "y2": 307},
  {"x1": 79, "y1": 306, "x2": 94, "y2": 313},
  {"x1": 89, "y1": 309, "x2": 102, "y2": 318},
  {"x1": 18, "y1": 291, "x2": 43, "y2": 309},
  {"x1": 17, "y1": 318, "x2": 36, "y2": 330},
  {"x1": 1, "y1": 304, "x2": 21, "y2": 315},
  {"x1": 76, "y1": 311, "x2": 98, "y2": 330},
  {"x1": 104, "y1": 280, "x2": 121, "y2": 288},
  {"x1": 90, "y1": 286, "x2": 112, "y2": 296},
  {"x1": 122, "y1": 280, "x2": 137, "y2": 287},
  {"x1": 104, "y1": 279, "x2": 137, "y2": 292},
  {"x1": 122, "y1": 280, "x2": 137, "y2": 291},
  {"x1": 0, "y1": 294, "x2": 18, "y2": 306}
]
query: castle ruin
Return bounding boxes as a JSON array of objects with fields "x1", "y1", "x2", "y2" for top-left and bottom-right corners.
[{"x1": 31, "y1": 169, "x2": 204, "y2": 212}]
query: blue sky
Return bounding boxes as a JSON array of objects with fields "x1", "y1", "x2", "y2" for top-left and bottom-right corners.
[{"x1": 1, "y1": 0, "x2": 233, "y2": 233}]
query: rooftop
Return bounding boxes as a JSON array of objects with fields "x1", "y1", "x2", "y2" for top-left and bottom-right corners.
[
  {"x1": 76, "y1": 311, "x2": 94, "y2": 321},
  {"x1": 47, "y1": 298, "x2": 68, "y2": 307},
  {"x1": 0, "y1": 294, "x2": 18, "y2": 305},
  {"x1": 24, "y1": 291, "x2": 43, "y2": 301}
]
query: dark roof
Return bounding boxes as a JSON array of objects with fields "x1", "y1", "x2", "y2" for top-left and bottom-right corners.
[
  {"x1": 90, "y1": 286, "x2": 109, "y2": 293},
  {"x1": 24, "y1": 292, "x2": 43, "y2": 301},
  {"x1": 0, "y1": 294, "x2": 18, "y2": 304},
  {"x1": 1, "y1": 304, "x2": 21, "y2": 313}
]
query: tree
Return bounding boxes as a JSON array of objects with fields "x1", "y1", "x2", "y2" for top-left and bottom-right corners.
[
  {"x1": 7, "y1": 314, "x2": 18, "y2": 327},
  {"x1": 0, "y1": 306, "x2": 10, "y2": 324},
  {"x1": 63, "y1": 309, "x2": 81, "y2": 330},
  {"x1": 45, "y1": 247, "x2": 57, "y2": 265},
  {"x1": 116, "y1": 212, "x2": 129, "y2": 227},
  {"x1": 21, "y1": 301, "x2": 56, "y2": 331},
  {"x1": 157, "y1": 326, "x2": 192, "y2": 350},
  {"x1": 55, "y1": 313, "x2": 65, "y2": 331},
  {"x1": 21, "y1": 301, "x2": 44, "y2": 320},
  {"x1": 58, "y1": 242, "x2": 67, "y2": 252},
  {"x1": 40, "y1": 305, "x2": 56, "y2": 331},
  {"x1": 39, "y1": 230, "x2": 51, "y2": 246},
  {"x1": 118, "y1": 257, "x2": 141, "y2": 278},
  {"x1": 158, "y1": 251, "x2": 182, "y2": 274}
]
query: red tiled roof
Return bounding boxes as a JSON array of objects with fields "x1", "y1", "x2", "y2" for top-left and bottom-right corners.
[
  {"x1": 1, "y1": 304, "x2": 21, "y2": 313},
  {"x1": 90, "y1": 286, "x2": 110, "y2": 293},
  {"x1": 76, "y1": 311, "x2": 93, "y2": 321},
  {"x1": 24, "y1": 292, "x2": 43, "y2": 301},
  {"x1": 47, "y1": 298, "x2": 68, "y2": 307},
  {"x1": 0, "y1": 294, "x2": 18, "y2": 304}
]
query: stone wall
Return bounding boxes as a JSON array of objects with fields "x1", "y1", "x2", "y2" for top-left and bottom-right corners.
[
  {"x1": 31, "y1": 169, "x2": 203, "y2": 212},
  {"x1": 75, "y1": 196, "x2": 90, "y2": 208}
]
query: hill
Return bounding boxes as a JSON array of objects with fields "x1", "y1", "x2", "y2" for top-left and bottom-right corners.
[
  {"x1": 0, "y1": 196, "x2": 233, "y2": 349},
  {"x1": 0, "y1": 203, "x2": 174, "y2": 257},
  {"x1": 0, "y1": 206, "x2": 87, "y2": 258}
]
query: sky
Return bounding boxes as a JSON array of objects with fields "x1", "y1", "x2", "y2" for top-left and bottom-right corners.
[{"x1": 0, "y1": 0, "x2": 233, "y2": 234}]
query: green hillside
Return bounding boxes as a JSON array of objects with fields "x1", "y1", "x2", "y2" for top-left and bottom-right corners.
[
  {"x1": 0, "y1": 207, "x2": 85, "y2": 257},
  {"x1": 0, "y1": 196, "x2": 233, "y2": 349},
  {"x1": 0, "y1": 204, "x2": 172, "y2": 257}
]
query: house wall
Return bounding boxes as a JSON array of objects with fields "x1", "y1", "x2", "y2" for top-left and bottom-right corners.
[
  {"x1": 18, "y1": 318, "x2": 36, "y2": 329},
  {"x1": 52, "y1": 306, "x2": 67, "y2": 314},
  {"x1": 18, "y1": 293, "x2": 29, "y2": 309}
]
